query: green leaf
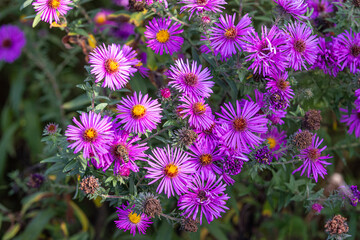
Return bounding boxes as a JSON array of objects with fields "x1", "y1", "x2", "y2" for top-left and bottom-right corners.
[
  {"x1": 20, "y1": 0, "x2": 33, "y2": 10},
  {"x1": 40, "y1": 155, "x2": 61, "y2": 163},
  {"x1": 21, "y1": 192, "x2": 51, "y2": 215},
  {"x1": 3, "y1": 223, "x2": 21, "y2": 240},
  {"x1": 32, "y1": 12, "x2": 42, "y2": 28},
  {"x1": 62, "y1": 94, "x2": 91, "y2": 110},
  {"x1": 0, "y1": 123, "x2": 19, "y2": 183},
  {"x1": 16, "y1": 209, "x2": 56, "y2": 240}
]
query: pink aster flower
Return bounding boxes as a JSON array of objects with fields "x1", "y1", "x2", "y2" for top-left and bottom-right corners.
[
  {"x1": 166, "y1": 58, "x2": 214, "y2": 98},
  {"x1": 43, "y1": 122, "x2": 59, "y2": 135},
  {"x1": 180, "y1": 0, "x2": 227, "y2": 19},
  {"x1": 65, "y1": 112, "x2": 114, "y2": 159},
  {"x1": 216, "y1": 100, "x2": 268, "y2": 150},
  {"x1": 89, "y1": 43, "x2": 138, "y2": 90},
  {"x1": 261, "y1": 127, "x2": 287, "y2": 160},
  {"x1": 292, "y1": 134, "x2": 332, "y2": 182},
  {"x1": 178, "y1": 173, "x2": 229, "y2": 224},
  {"x1": 115, "y1": 204, "x2": 152, "y2": 236},
  {"x1": 188, "y1": 141, "x2": 222, "y2": 178},
  {"x1": 116, "y1": 92, "x2": 162, "y2": 134},
  {"x1": 99, "y1": 130, "x2": 148, "y2": 175},
  {"x1": 144, "y1": 17, "x2": 184, "y2": 55},
  {"x1": 243, "y1": 25, "x2": 288, "y2": 76},
  {"x1": 340, "y1": 108, "x2": 360, "y2": 138},
  {"x1": 333, "y1": 29, "x2": 360, "y2": 74},
  {"x1": 179, "y1": 96, "x2": 214, "y2": 131},
  {"x1": 283, "y1": 21, "x2": 319, "y2": 71},
  {"x1": 207, "y1": 13, "x2": 253, "y2": 61},
  {"x1": 266, "y1": 71, "x2": 294, "y2": 102},
  {"x1": 145, "y1": 146, "x2": 195, "y2": 198},
  {"x1": 313, "y1": 37, "x2": 340, "y2": 77},
  {"x1": 194, "y1": 119, "x2": 221, "y2": 147},
  {"x1": 32, "y1": 0, "x2": 72, "y2": 24},
  {"x1": 273, "y1": 0, "x2": 308, "y2": 21},
  {"x1": 307, "y1": 0, "x2": 334, "y2": 19}
]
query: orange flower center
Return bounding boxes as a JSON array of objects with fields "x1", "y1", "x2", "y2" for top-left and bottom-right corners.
[
  {"x1": 156, "y1": 30, "x2": 170, "y2": 43},
  {"x1": 184, "y1": 73, "x2": 198, "y2": 86},
  {"x1": 267, "y1": 137, "x2": 277, "y2": 149},
  {"x1": 131, "y1": 104, "x2": 147, "y2": 119},
  {"x1": 128, "y1": 212, "x2": 141, "y2": 224},
  {"x1": 308, "y1": 148, "x2": 321, "y2": 162},
  {"x1": 199, "y1": 154, "x2": 212, "y2": 166},
  {"x1": 83, "y1": 128, "x2": 98, "y2": 142},
  {"x1": 164, "y1": 163, "x2": 178, "y2": 178},
  {"x1": 233, "y1": 117, "x2": 247, "y2": 132},
  {"x1": 48, "y1": 0, "x2": 61, "y2": 9},
  {"x1": 105, "y1": 59, "x2": 119, "y2": 74},
  {"x1": 224, "y1": 27, "x2": 237, "y2": 39},
  {"x1": 193, "y1": 102, "x2": 206, "y2": 115}
]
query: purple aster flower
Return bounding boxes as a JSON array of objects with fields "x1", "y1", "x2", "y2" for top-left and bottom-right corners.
[
  {"x1": 179, "y1": 96, "x2": 214, "y2": 131},
  {"x1": 216, "y1": 100, "x2": 268, "y2": 150},
  {"x1": 43, "y1": 122, "x2": 59, "y2": 135},
  {"x1": 339, "y1": 185, "x2": 360, "y2": 207},
  {"x1": 89, "y1": 43, "x2": 138, "y2": 90},
  {"x1": 113, "y1": 0, "x2": 129, "y2": 8},
  {"x1": 166, "y1": 58, "x2": 214, "y2": 98},
  {"x1": 340, "y1": 108, "x2": 360, "y2": 137},
  {"x1": 116, "y1": 92, "x2": 162, "y2": 134},
  {"x1": 283, "y1": 21, "x2": 319, "y2": 71},
  {"x1": 0, "y1": 25, "x2": 26, "y2": 63},
  {"x1": 32, "y1": 0, "x2": 72, "y2": 24},
  {"x1": 307, "y1": 0, "x2": 334, "y2": 19},
  {"x1": 99, "y1": 130, "x2": 148, "y2": 175},
  {"x1": 144, "y1": 17, "x2": 184, "y2": 55},
  {"x1": 292, "y1": 134, "x2": 332, "y2": 182},
  {"x1": 273, "y1": 0, "x2": 308, "y2": 20},
  {"x1": 188, "y1": 141, "x2": 222, "y2": 177},
  {"x1": 333, "y1": 29, "x2": 360, "y2": 74},
  {"x1": 94, "y1": 10, "x2": 114, "y2": 27},
  {"x1": 178, "y1": 174, "x2": 229, "y2": 224},
  {"x1": 180, "y1": 0, "x2": 226, "y2": 19},
  {"x1": 113, "y1": 22, "x2": 135, "y2": 40},
  {"x1": 145, "y1": 146, "x2": 195, "y2": 198},
  {"x1": 312, "y1": 203, "x2": 324, "y2": 213},
  {"x1": 313, "y1": 37, "x2": 340, "y2": 77},
  {"x1": 254, "y1": 146, "x2": 274, "y2": 165},
  {"x1": 355, "y1": 89, "x2": 360, "y2": 112},
  {"x1": 207, "y1": 13, "x2": 253, "y2": 61},
  {"x1": 134, "y1": 60, "x2": 149, "y2": 78},
  {"x1": 243, "y1": 25, "x2": 288, "y2": 76},
  {"x1": 194, "y1": 120, "x2": 220, "y2": 147},
  {"x1": 267, "y1": 109, "x2": 287, "y2": 125},
  {"x1": 266, "y1": 71, "x2": 294, "y2": 102},
  {"x1": 261, "y1": 127, "x2": 287, "y2": 160},
  {"x1": 115, "y1": 204, "x2": 152, "y2": 236},
  {"x1": 65, "y1": 112, "x2": 114, "y2": 159}
]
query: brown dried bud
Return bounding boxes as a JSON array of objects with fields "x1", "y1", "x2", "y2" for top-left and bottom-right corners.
[
  {"x1": 177, "y1": 128, "x2": 198, "y2": 146},
  {"x1": 293, "y1": 130, "x2": 313, "y2": 149},
  {"x1": 302, "y1": 109, "x2": 322, "y2": 131},
  {"x1": 129, "y1": 0, "x2": 146, "y2": 11},
  {"x1": 353, "y1": 0, "x2": 360, "y2": 7},
  {"x1": 180, "y1": 217, "x2": 199, "y2": 232},
  {"x1": 143, "y1": 197, "x2": 162, "y2": 217},
  {"x1": 79, "y1": 176, "x2": 99, "y2": 195},
  {"x1": 325, "y1": 215, "x2": 349, "y2": 236},
  {"x1": 27, "y1": 173, "x2": 45, "y2": 189}
]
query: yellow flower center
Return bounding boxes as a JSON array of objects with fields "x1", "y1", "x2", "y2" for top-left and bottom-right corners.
[
  {"x1": 135, "y1": 61, "x2": 143, "y2": 67},
  {"x1": 199, "y1": 154, "x2": 212, "y2": 166},
  {"x1": 83, "y1": 128, "x2": 97, "y2": 142},
  {"x1": 48, "y1": 0, "x2": 61, "y2": 9},
  {"x1": 128, "y1": 212, "x2": 141, "y2": 224},
  {"x1": 105, "y1": 59, "x2": 119, "y2": 74},
  {"x1": 131, "y1": 104, "x2": 147, "y2": 119},
  {"x1": 224, "y1": 27, "x2": 237, "y2": 39},
  {"x1": 156, "y1": 29, "x2": 170, "y2": 43},
  {"x1": 95, "y1": 13, "x2": 107, "y2": 25},
  {"x1": 164, "y1": 163, "x2": 178, "y2": 178},
  {"x1": 193, "y1": 102, "x2": 206, "y2": 115},
  {"x1": 267, "y1": 137, "x2": 277, "y2": 149}
]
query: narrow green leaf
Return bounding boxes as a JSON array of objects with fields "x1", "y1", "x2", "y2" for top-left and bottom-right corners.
[
  {"x1": 20, "y1": 0, "x2": 33, "y2": 10},
  {"x1": 32, "y1": 12, "x2": 42, "y2": 28}
]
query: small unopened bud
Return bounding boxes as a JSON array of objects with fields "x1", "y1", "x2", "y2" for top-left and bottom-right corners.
[
  {"x1": 79, "y1": 176, "x2": 99, "y2": 195},
  {"x1": 160, "y1": 88, "x2": 171, "y2": 99},
  {"x1": 311, "y1": 203, "x2": 323, "y2": 213},
  {"x1": 325, "y1": 215, "x2": 349, "y2": 236},
  {"x1": 201, "y1": 16, "x2": 211, "y2": 25},
  {"x1": 303, "y1": 109, "x2": 322, "y2": 131},
  {"x1": 180, "y1": 217, "x2": 199, "y2": 232}
]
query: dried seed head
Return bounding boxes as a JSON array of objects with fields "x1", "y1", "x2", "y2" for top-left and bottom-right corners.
[
  {"x1": 303, "y1": 109, "x2": 322, "y2": 131},
  {"x1": 79, "y1": 176, "x2": 99, "y2": 195},
  {"x1": 176, "y1": 128, "x2": 198, "y2": 146},
  {"x1": 293, "y1": 130, "x2": 313, "y2": 149},
  {"x1": 27, "y1": 173, "x2": 45, "y2": 188},
  {"x1": 352, "y1": 0, "x2": 360, "y2": 7},
  {"x1": 143, "y1": 197, "x2": 162, "y2": 217},
  {"x1": 180, "y1": 217, "x2": 199, "y2": 232},
  {"x1": 325, "y1": 215, "x2": 349, "y2": 236}
]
